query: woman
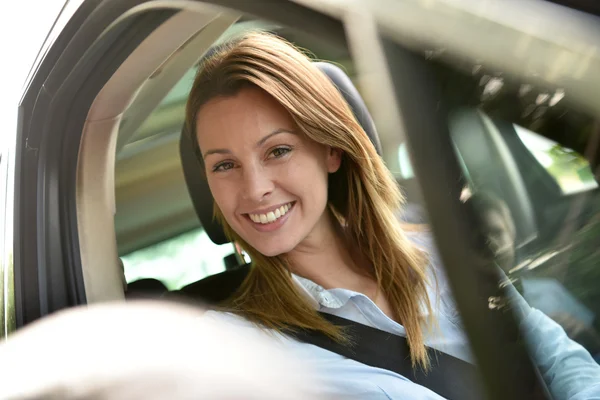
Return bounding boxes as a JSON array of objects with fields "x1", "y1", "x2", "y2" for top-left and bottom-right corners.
[{"x1": 185, "y1": 32, "x2": 600, "y2": 399}]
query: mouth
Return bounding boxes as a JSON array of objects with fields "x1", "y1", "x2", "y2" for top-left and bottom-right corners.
[{"x1": 244, "y1": 201, "x2": 296, "y2": 231}]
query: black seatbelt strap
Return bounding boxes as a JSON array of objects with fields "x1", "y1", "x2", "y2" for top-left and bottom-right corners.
[{"x1": 287, "y1": 312, "x2": 484, "y2": 400}]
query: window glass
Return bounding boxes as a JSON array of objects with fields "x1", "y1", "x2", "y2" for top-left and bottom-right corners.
[
  {"x1": 122, "y1": 228, "x2": 234, "y2": 290},
  {"x1": 514, "y1": 124, "x2": 598, "y2": 195},
  {"x1": 397, "y1": 142, "x2": 414, "y2": 180},
  {"x1": 397, "y1": 124, "x2": 598, "y2": 196},
  {"x1": 433, "y1": 58, "x2": 600, "y2": 364}
]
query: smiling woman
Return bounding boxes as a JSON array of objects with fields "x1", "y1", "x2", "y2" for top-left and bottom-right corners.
[
  {"x1": 197, "y1": 87, "x2": 342, "y2": 256},
  {"x1": 186, "y1": 31, "x2": 433, "y2": 371},
  {"x1": 180, "y1": 29, "x2": 600, "y2": 400}
]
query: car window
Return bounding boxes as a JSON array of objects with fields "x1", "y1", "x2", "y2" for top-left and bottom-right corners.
[
  {"x1": 513, "y1": 124, "x2": 598, "y2": 195},
  {"x1": 0, "y1": 151, "x2": 6, "y2": 336},
  {"x1": 432, "y1": 59, "x2": 600, "y2": 363},
  {"x1": 122, "y1": 227, "x2": 234, "y2": 290},
  {"x1": 398, "y1": 124, "x2": 599, "y2": 196},
  {"x1": 397, "y1": 142, "x2": 415, "y2": 180},
  {"x1": 0, "y1": 148, "x2": 16, "y2": 338}
]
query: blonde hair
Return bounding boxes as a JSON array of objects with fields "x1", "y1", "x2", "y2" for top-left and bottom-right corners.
[{"x1": 185, "y1": 32, "x2": 433, "y2": 368}]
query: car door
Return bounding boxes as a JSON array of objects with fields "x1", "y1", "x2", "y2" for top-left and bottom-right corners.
[{"x1": 14, "y1": 0, "x2": 595, "y2": 399}]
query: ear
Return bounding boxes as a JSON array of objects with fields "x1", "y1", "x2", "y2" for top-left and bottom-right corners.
[{"x1": 327, "y1": 147, "x2": 343, "y2": 173}]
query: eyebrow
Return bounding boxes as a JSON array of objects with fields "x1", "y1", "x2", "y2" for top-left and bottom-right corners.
[{"x1": 202, "y1": 128, "x2": 296, "y2": 159}]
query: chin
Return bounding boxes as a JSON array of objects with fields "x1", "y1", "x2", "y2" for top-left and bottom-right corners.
[{"x1": 250, "y1": 240, "x2": 297, "y2": 258}]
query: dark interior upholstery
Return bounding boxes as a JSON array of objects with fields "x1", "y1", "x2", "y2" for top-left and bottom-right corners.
[
  {"x1": 175, "y1": 264, "x2": 251, "y2": 304},
  {"x1": 126, "y1": 278, "x2": 168, "y2": 299}
]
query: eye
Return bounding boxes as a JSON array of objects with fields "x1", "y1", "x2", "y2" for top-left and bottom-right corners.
[
  {"x1": 269, "y1": 146, "x2": 292, "y2": 159},
  {"x1": 212, "y1": 161, "x2": 235, "y2": 172}
]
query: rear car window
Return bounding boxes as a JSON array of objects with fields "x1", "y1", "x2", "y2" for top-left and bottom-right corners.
[{"x1": 122, "y1": 228, "x2": 233, "y2": 290}]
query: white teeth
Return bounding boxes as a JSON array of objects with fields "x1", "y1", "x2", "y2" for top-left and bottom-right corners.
[{"x1": 249, "y1": 202, "x2": 293, "y2": 225}]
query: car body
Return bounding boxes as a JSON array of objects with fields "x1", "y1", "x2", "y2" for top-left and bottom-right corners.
[{"x1": 1, "y1": 0, "x2": 600, "y2": 398}]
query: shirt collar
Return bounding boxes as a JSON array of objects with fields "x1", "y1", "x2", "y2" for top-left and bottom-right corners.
[
  {"x1": 292, "y1": 272, "x2": 448, "y2": 320},
  {"x1": 291, "y1": 274, "x2": 354, "y2": 309},
  {"x1": 288, "y1": 232, "x2": 460, "y2": 324}
]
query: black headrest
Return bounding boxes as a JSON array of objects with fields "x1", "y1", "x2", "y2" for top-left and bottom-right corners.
[{"x1": 180, "y1": 62, "x2": 382, "y2": 245}]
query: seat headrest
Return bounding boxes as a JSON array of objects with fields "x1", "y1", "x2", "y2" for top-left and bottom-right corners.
[{"x1": 180, "y1": 62, "x2": 382, "y2": 245}]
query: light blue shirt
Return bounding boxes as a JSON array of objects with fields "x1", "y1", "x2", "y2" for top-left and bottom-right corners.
[{"x1": 204, "y1": 232, "x2": 600, "y2": 399}]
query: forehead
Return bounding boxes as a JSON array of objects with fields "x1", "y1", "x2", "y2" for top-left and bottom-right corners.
[{"x1": 195, "y1": 87, "x2": 295, "y2": 147}]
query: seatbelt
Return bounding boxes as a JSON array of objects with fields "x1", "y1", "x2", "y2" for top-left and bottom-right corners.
[{"x1": 288, "y1": 312, "x2": 485, "y2": 400}]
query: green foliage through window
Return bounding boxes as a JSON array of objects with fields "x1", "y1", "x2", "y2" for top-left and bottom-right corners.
[{"x1": 514, "y1": 125, "x2": 598, "y2": 195}]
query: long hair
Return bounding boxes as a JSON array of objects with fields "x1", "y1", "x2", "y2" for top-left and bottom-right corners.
[{"x1": 185, "y1": 31, "x2": 433, "y2": 368}]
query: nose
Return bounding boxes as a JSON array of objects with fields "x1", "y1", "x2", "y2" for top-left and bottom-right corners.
[{"x1": 241, "y1": 164, "x2": 274, "y2": 203}]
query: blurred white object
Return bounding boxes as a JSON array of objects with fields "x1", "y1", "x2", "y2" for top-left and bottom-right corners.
[{"x1": 0, "y1": 301, "x2": 322, "y2": 400}]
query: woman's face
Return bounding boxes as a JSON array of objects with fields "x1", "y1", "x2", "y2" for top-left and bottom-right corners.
[{"x1": 195, "y1": 87, "x2": 342, "y2": 257}]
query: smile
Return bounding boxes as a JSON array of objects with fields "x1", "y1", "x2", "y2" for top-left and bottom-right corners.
[{"x1": 248, "y1": 202, "x2": 295, "y2": 224}]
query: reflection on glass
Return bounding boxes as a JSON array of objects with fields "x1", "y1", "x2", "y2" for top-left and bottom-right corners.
[
  {"x1": 436, "y1": 54, "x2": 600, "y2": 371},
  {"x1": 472, "y1": 126, "x2": 600, "y2": 364},
  {"x1": 514, "y1": 124, "x2": 598, "y2": 195},
  {"x1": 397, "y1": 142, "x2": 414, "y2": 180}
]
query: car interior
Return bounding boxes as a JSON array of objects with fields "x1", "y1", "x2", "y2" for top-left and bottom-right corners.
[{"x1": 73, "y1": 2, "x2": 600, "y2": 362}]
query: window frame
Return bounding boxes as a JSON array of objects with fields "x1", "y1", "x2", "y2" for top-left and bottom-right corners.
[{"x1": 380, "y1": 38, "x2": 549, "y2": 398}]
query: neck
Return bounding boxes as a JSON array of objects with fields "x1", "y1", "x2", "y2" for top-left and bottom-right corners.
[{"x1": 286, "y1": 209, "x2": 372, "y2": 292}]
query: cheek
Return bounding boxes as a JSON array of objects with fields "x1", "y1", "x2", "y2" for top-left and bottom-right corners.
[
  {"x1": 208, "y1": 179, "x2": 236, "y2": 216},
  {"x1": 285, "y1": 153, "x2": 330, "y2": 191}
]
